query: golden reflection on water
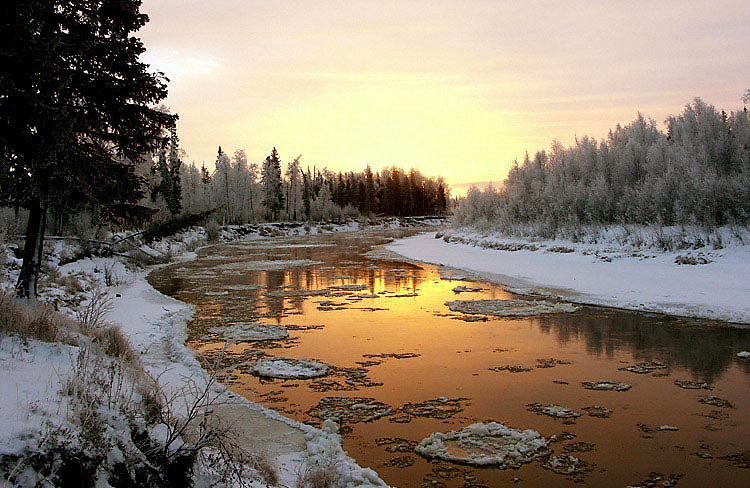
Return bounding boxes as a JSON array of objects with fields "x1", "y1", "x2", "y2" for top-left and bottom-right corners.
[{"x1": 148, "y1": 230, "x2": 750, "y2": 488}]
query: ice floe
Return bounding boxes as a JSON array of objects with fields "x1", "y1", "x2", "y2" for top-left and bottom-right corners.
[
  {"x1": 215, "y1": 259, "x2": 322, "y2": 272},
  {"x1": 582, "y1": 405, "x2": 612, "y2": 418},
  {"x1": 306, "y1": 397, "x2": 392, "y2": 425},
  {"x1": 248, "y1": 357, "x2": 329, "y2": 379},
  {"x1": 452, "y1": 285, "x2": 483, "y2": 293},
  {"x1": 581, "y1": 380, "x2": 632, "y2": 391},
  {"x1": 619, "y1": 361, "x2": 668, "y2": 374},
  {"x1": 445, "y1": 299, "x2": 579, "y2": 318},
  {"x1": 264, "y1": 288, "x2": 330, "y2": 298},
  {"x1": 526, "y1": 403, "x2": 581, "y2": 420},
  {"x1": 208, "y1": 322, "x2": 289, "y2": 342},
  {"x1": 414, "y1": 422, "x2": 551, "y2": 467},
  {"x1": 330, "y1": 284, "x2": 368, "y2": 291},
  {"x1": 700, "y1": 396, "x2": 733, "y2": 408},
  {"x1": 542, "y1": 454, "x2": 590, "y2": 477},
  {"x1": 674, "y1": 380, "x2": 713, "y2": 390}
]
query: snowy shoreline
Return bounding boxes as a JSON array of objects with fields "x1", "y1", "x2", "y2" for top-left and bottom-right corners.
[
  {"x1": 386, "y1": 230, "x2": 750, "y2": 325},
  {"x1": 110, "y1": 261, "x2": 388, "y2": 487},
  {"x1": 1, "y1": 224, "x2": 399, "y2": 487}
]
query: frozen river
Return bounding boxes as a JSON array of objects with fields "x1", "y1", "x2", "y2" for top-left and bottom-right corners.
[{"x1": 148, "y1": 229, "x2": 750, "y2": 487}]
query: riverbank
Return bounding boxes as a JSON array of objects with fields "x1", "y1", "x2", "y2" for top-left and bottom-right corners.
[
  {"x1": 386, "y1": 228, "x2": 750, "y2": 324},
  {"x1": 1, "y1": 223, "x2": 400, "y2": 486}
]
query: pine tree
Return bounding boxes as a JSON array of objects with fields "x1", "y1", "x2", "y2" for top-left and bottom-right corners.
[{"x1": 1, "y1": 0, "x2": 176, "y2": 298}]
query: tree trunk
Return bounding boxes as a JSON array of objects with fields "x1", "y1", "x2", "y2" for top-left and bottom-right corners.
[{"x1": 16, "y1": 198, "x2": 46, "y2": 300}]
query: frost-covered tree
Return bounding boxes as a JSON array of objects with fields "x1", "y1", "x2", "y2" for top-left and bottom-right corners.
[
  {"x1": 284, "y1": 155, "x2": 303, "y2": 220},
  {"x1": 454, "y1": 95, "x2": 750, "y2": 234}
]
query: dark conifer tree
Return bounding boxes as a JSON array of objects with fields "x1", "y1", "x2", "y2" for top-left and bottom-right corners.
[{"x1": 1, "y1": 0, "x2": 176, "y2": 298}]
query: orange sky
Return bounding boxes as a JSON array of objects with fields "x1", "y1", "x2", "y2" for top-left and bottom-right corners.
[{"x1": 139, "y1": 0, "x2": 750, "y2": 192}]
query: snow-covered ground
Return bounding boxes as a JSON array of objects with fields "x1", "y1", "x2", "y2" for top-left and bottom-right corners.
[
  {"x1": 1, "y1": 225, "x2": 395, "y2": 487},
  {"x1": 387, "y1": 228, "x2": 750, "y2": 324}
]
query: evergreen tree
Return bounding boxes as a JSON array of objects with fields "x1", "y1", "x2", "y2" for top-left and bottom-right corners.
[
  {"x1": 261, "y1": 147, "x2": 284, "y2": 220},
  {"x1": 1, "y1": 0, "x2": 176, "y2": 298}
]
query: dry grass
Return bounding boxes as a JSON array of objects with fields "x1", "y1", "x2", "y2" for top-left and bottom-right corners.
[
  {"x1": 0, "y1": 293, "x2": 76, "y2": 343},
  {"x1": 75, "y1": 285, "x2": 113, "y2": 329},
  {"x1": 296, "y1": 453, "x2": 341, "y2": 488}
]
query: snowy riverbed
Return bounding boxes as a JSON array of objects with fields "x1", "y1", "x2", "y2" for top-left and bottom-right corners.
[{"x1": 387, "y1": 230, "x2": 750, "y2": 324}]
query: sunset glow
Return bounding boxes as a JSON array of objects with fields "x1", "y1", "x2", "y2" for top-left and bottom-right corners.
[{"x1": 140, "y1": 0, "x2": 750, "y2": 189}]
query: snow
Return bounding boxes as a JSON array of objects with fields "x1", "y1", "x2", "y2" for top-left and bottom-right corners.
[
  {"x1": 387, "y1": 231, "x2": 750, "y2": 324},
  {"x1": 415, "y1": 421, "x2": 551, "y2": 467},
  {"x1": 0, "y1": 338, "x2": 76, "y2": 456},
  {"x1": 248, "y1": 357, "x2": 329, "y2": 379},
  {"x1": 0, "y1": 232, "x2": 390, "y2": 487}
]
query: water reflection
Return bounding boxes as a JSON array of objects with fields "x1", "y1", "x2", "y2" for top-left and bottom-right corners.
[{"x1": 148, "y1": 229, "x2": 750, "y2": 488}]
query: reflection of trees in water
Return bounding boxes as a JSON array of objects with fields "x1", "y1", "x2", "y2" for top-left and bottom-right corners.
[{"x1": 533, "y1": 311, "x2": 750, "y2": 382}]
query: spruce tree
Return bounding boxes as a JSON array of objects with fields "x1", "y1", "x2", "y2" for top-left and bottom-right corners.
[
  {"x1": 1, "y1": 0, "x2": 176, "y2": 298},
  {"x1": 261, "y1": 147, "x2": 284, "y2": 220}
]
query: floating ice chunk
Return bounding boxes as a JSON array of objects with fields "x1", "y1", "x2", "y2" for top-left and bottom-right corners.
[
  {"x1": 330, "y1": 284, "x2": 368, "y2": 291},
  {"x1": 619, "y1": 361, "x2": 668, "y2": 374},
  {"x1": 527, "y1": 403, "x2": 581, "y2": 419},
  {"x1": 582, "y1": 380, "x2": 632, "y2": 391},
  {"x1": 208, "y1": 322, "x2": 288, "y2": 342},
  {"x1": 414, "y1": 421, "x2": 550, "y2": 468},
  {"x1": 542, "y1": 454, "x2": 589, "y2": 476},
  {"x1": 248, "y1": 357, "x2": 328, "y2": 379},
  {"x1": 674, "y1": 380, "x2": 712, "y2": 390},
  {"x1": 452, "y1": 285, "x2": 483, "y2": 293},
  {"x1": 264, "y1": 288, "x2": 329, "y2": 298},
  {"x1": 440, "y1": 275, "x2": 467, "y2": 281},
  {"x1": 216, "y1": 259, "x2": 322, "y2": 272},
  {"x1": 446, "y1": 299, "x2": 579, "y2": 318}
]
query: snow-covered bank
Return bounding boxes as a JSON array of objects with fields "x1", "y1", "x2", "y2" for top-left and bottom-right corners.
[
  {"x1": 104, "y1": 267, "x2": 388, "y2": 487},
  {"x1": 1, "y1": 227, "x2": 393, "y2": 487},
  {"x1": 386, "y1": 230, "x2": 750, "y2": 324}
]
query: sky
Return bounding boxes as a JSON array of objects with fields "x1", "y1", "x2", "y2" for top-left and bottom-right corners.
[{"x1": 139, "y1": 0, "x2": 750, "y2": 194}]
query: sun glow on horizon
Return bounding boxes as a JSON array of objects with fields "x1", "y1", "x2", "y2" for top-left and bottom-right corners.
[{"x1": 139, "y1": 0, "x2": 750, "y2": 188}]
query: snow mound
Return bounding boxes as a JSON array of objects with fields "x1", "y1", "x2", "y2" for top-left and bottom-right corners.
[
  {"x1": 249, "y1": 357, "x2": 329, "y2": 379},
  {"x1": 446, "y1": 299, "x2": 578, "y2": 317},
  {"x1": 414, "y1": 422, "x2": 550, "y2": 467},
  {"x1": 208, "y1": 322, "x2": 289, "y2": 342}
]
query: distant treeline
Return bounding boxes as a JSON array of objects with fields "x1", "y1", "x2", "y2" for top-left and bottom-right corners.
[
  {"x1": 153, "y1": 146, "x2": 450, "y2": 225},
  {"x1": 455, "y1": 96, "x2": 750, "y2": 234}
]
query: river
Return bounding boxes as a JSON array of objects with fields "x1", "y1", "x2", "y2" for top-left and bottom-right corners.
[{"x1": 148, "y1": 229, "x2": 749, "y2": 487}]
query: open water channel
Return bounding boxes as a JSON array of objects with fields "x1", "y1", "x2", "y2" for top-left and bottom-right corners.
[{"x1": 148, "y1": 229, "x2": 750, "y2": 487}]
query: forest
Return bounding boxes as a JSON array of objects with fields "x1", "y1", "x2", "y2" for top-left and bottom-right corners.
[
  {"x1": 171, "y1": 146, "x2": 450, "y2": 225},
  {"x1": 454, "y1": 96, "x2": 750, "y2": 236}
]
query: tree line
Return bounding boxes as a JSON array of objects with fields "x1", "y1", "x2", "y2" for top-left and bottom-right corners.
[
  {"x1": 454, "y1": 95, "x2": 750, "y2": 235},
  {"x1": 151, "y1": 143, "x2": 450, "y2": 225}
]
